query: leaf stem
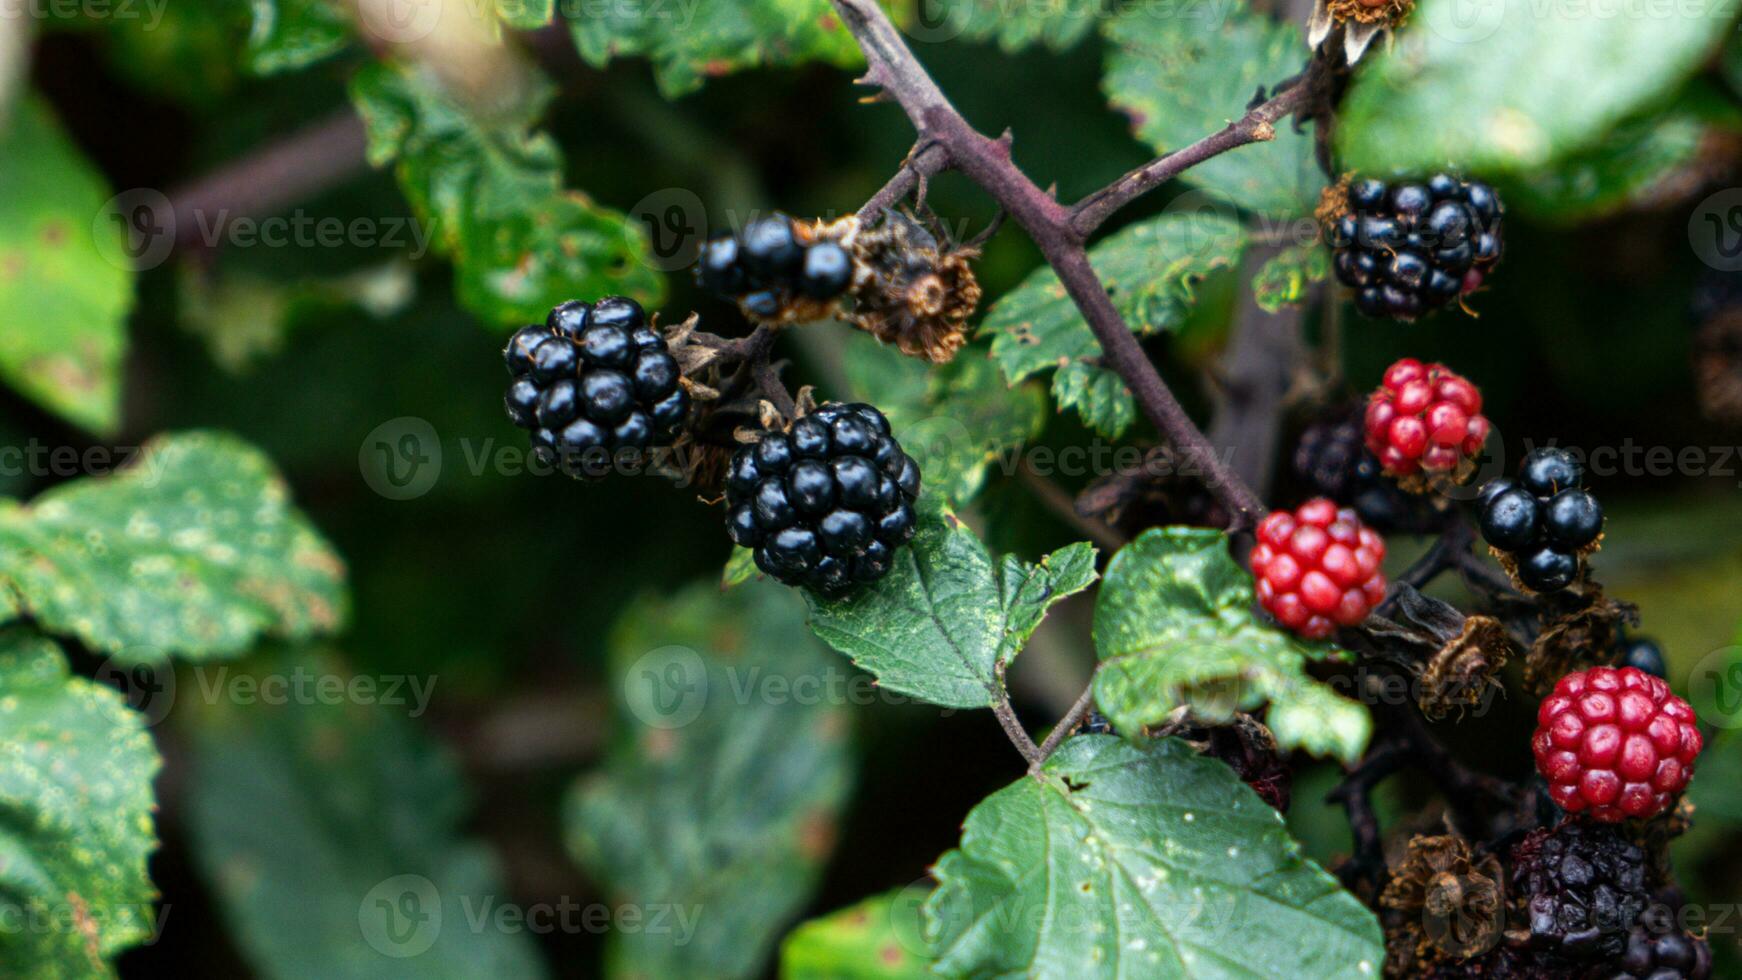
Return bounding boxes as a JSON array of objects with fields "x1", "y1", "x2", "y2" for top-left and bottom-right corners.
[{"x1": 1031, "y1": 680, "x2": 1097, "y2": 769}]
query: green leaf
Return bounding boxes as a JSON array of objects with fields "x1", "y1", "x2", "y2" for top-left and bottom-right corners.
[
  {"x1": 804, "y1": 495, "x2": 1097, "y2": 709},
  {"x1": 986, "y1": 213, "x2": 1245, "y2": 438},
  {"x1": 780, "y1": 888, "x2": 936, "y2": 979},
  {"x1": 0, "y1": 629, "x2": 161, "y2": 979},
  {"x1": 182, "y1": 647, "x2": 545, "y2": 979},
  {"x1": 568, "y1": 0, "x2": 861, "y2": 97},
  {"x1": 924, "y1": 735, "x2": 1384, "y2": 977},
  {"x1": 350, "y1": 60, "x2": 662, "y2": 328},
  {"x1": 1251, "y1": 244, "x2": 1329, "y2": 314},
  {"x1": 1092, "y1": 528, "x2": 1369, "y2": 763},
  {"x1": 0, "y1": 97, "x2": 133, "y2": 435},
  {"x1": 1504, "y1": 83, "x2": 1742, "y2": 223},
  {"x1": 566, "y1": 581, "x2": 855, "y2": 980},
  {"x1": 1337, "y1": 0, "x2": 1736, "y2": 177},
  {"x1": 1101, "y1": 1, "x2": 1324, "y2": 219},
  {"x1": 924, "y1": 0, "x2": 1100, "y2": 52},
  {"x1": 722, "y1": 545, "x2": 760, "y2": 589},
  {"x1": 845, "y1": 335, "x2": 1046, "y2": 506},
  {"x1": 245, "y1": 0, "x2": 350, "y2": 75},
  {"x1": 0, "y1": 431, "x2": 349, "y2": 662}
]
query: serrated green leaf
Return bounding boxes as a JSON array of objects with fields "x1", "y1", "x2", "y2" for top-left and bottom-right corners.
[
  {"x1": 780, "y1": 888, "x2": 936, "y2": 979},
  {"x1": 568, "y1": 0, "x2": 861, "y2": 98},
  {"x1": 1251, "y1": 243, "x2": 1329, "y2": 313},
  {"x1": 986, "y1": 212, "x2": 1245, "y2": 438},
  {"x1": 0, "y1": 629, "x2": 161, "y2": 979},
  {"x1": 350, "y1": 60, "x2": 662, "y2": 328},
  {"x1": 1092, "y1": 528, "x2": 1369, "y2": 762},
  {"x1": 1505, "y1": 82, "x2": 1742, "y2": 223},
  {"x1": 0, "y1": 431, "x2": 348, "y2": 662},
  {"x1": 245, "y1": 0, "x2": 350, "y2": 75},
  {"x1": 183, "y1": 647, "x2": 545, "y2": 979},
  {"x1": 1101, "y1": 1, "x2": 1324, "y2": 219},
  {"x1": 1337, "y1": 0, "x2": 1735, "y2": 177},
  {"x1": 845, "y1": 335, "x2": 1046, "y2": 506},
  {"x1": 0, "y1": 97, "x2": 133, "y2": 435},
  {"x1": 924, "y1": 735, "x2": 1384, "y2": 977},
  {"x1": 805, "y1": 496, "x2": 1097, "y2": 708},
  {"x1": 567, "y1": 581, "x2": 855, "y2": 980},
  {"x1": 923, "y1": 0, "x2": 1100, "y2": 52}
]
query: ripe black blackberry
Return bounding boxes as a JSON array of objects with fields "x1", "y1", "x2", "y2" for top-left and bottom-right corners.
[
  {"x1": 1477, "y1": 448, "x2": 1603, "y2": 593},
  {"x1": 1325, "y1": 174, "x2": 1503, "y2": 321},
  {"x1": 1509, "y1": 820, "x2": 1650, "y2": 961},
  {"x1": 723, "y1": 402, "x2": 921, "y2": 594},
  {"x1": 1292, "y1": 410, "x2": 1433, "y2": 533},
  {"x1": 696, "y1": 213, "x2": 856, "y2": 320},
  {"x1": 1617, "y1": 636, "x2": 1667, "y2": 678},
  {"x1": 1596, "y1": 920, "x2": 1713, "y2": 980},
  {"x1": 502, "y1": 297, "x2": 690, "y2": 478}
]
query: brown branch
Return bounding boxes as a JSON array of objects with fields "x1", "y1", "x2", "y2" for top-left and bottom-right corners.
[
  {"x1": 829, "y1": 0, "x2": 1268, "y2": 528},
  {"x1": 1031, "y1": 680, "x2": 1097, "y2": 769},
  {"x1": 1207, "y1": 242, "x2": 1304, "y2": 499},
  {"x1": 858, "y1": 141, "x2": 949, "y2": 221},
  {"x1": 993, "y1": 665, "x2": 1043, "y2": 765},
  {"x1": 1068, "y1": 83, "x2": 1312, "y2": 238}
]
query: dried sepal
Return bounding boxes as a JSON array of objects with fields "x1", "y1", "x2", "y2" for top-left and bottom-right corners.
[
  {"x1": 1306, "y1": 0, "x2": 1413, "y2": 64},
  {"x1": 1525, "y1": 589, "x2": 1640, "y2": 694},
  {"x1": 1420, "y1": 615, "x2": 1512, "y2": 721},
  {"x1": 846, "y1": 209, "x2": 981, "y2": 364},
  {"x1": 1380, "y1": 834, "x2": 1506, "y2": 972}
]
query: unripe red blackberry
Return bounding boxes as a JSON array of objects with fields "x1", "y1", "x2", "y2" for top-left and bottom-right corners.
[
  {"x1": 1363, "y1": 358, "x2": 1491, "y2": 486},
  {"x1": 1251, "y1": 498, "x2": 1387, "y2": 639},
  {"x1": 1326, "y1": 174, "x2": 1503, "y2": 321},
  {"x1": 1532, "y1": 666, "x2": 1703, "y2": 822},
  {"x1": 723, "y1": 402, "x2": 921, "y2": 594}
]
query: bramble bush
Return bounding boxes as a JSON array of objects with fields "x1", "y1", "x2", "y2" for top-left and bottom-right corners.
[{"x1": 3, "y1": 0, "x2": 1742, "y2": 977}]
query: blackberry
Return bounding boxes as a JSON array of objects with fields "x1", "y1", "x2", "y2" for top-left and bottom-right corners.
[
  {"x1": 1291, "y1": 410, "x2": 1431, "y2": 532},
  {"x1": 1509, "y1": 820, "x2": 1649, "y2": 961},
  {"x1": 1326, "y1": 174, "x2": 1504, "y2": 321},
  {"x1": 1596, "y1": 920, "x2": 1713, "y2": 979},
  {"x1": 501, "y1": 297, "x2": 690, "y2": 479},
  {"x1": 1477, "y1": 450, "x2": 1603, "y2": 593},
  {"x1": 723, "y1": 402, "x2": 921, "y2": 594},
  {"x1": 1080, "y1": 711, "x2": 1116, "y2": 736},
  {"x1": 695, "y1": 213, "x2": 857, "y2": 319}
]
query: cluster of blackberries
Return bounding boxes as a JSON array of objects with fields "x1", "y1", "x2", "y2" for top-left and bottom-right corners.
[
  {"x1": 1328, "y1": 173, "x2": 1503, "y2": 320},
  {"x1": 1509, "y1": 820, "x2": 1649, "y2": 961},
  {"x1": 503, "y1": 298, "x2": 689, "y2": 477},
  {"x1": 724, "y1": 403, "x2": 921, "y2": 594},
  {"x1": 696, "y1": 213, "x2": 855, "y2": 318},
  {"x1": 1478, "y1": 448, "x2": 1603, "y2": 592}
]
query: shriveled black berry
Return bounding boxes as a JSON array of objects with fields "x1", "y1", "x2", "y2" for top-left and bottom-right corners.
[
  {"x1": 1522, "y1": 447, "x2": 1583, "y2": 496},
  {"x1": 695, "y1": 213, "x2": 857, "y2": 317},
  {"x1": 1544, "y1": 488, "x2": 1603, "y2": 549},
  {"x1": 800, "y1": 242, "x2": 854, "y2": 298},
  {"x1": 1511, "y1": 821, "x2": 1649, "y2": 962},
  {"x1": 1619, "y1": 637, "x2": 1667, "y2": 678},
  {"x1": 1480, "y1": 485, "x2": 1542, "y2": 551},
  {"x1": 740, "y1": 215, "x2": 802, "y2": 279},
  {"x1": 499, "y1": 296, "x2": 690, "y2": 480},
  {"x1": 1328, "y1": 173, "x2": 1503, "y2": 321},
  {"x1": 1519, "y1": 546, "x2": 1579, "y2": 592},
  {"x1": 724, "y1": 402, "x2": 921, "y2": 594}
]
